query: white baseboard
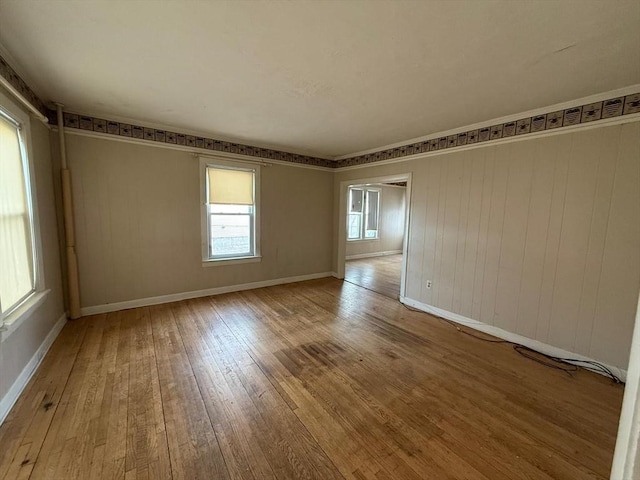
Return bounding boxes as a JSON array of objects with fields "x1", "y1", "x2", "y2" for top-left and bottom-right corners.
[
  {"x1": 81, "y1": 271, "x2": 334, "y2": 316},
  {"x1": 400, "y1": 296, "x2": 627, "y2": 383},
  {"x1": 0, "y1": 312, "x2": 67, "y2": 425},
  {"x1": 346, "y1": 250, "x2": 402, "y2": 260}
]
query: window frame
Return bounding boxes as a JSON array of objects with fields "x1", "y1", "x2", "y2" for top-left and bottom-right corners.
[
  {"x1": 0, "y1": 89, "x2": 46, "y2": 337},
  {"x1": 347, "y1": 186, "x2": 381, "y2": 242},
  {"x1": 200, "y1": 156, "x2": 261, "y2": 266}
]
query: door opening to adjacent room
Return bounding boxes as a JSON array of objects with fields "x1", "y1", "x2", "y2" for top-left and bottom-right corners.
[{"x1": 339, "y1": 175, "x2": 410, "y2": 300}]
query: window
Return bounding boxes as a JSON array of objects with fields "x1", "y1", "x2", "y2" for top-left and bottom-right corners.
[
  {"x1": 0, "y1": 108, "x2": 37, "y2": 321},
  {"x1": 202, "y1": 159, "x2": 260, "y2": 263},
  {"x1": 347, "y1": 186, "x2": 380, "y2": 240}
]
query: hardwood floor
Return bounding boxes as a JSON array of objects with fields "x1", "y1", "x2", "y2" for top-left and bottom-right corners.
[
  {"x1": 345, "y1": 254, "x2": 402, "y2": 299},
  {"x1": 0, "y1": 278, "x2": 624, "y2": 479}
]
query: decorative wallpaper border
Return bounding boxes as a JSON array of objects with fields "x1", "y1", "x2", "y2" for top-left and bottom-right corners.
[
  {"x1": 1, "y1": 53, "x2": 639, "y2": 169},
  {"x1": 57, "y1": 112, "x2": 334, "y2": 168},
  {"x1": 0, "y1": 54, "x2": 48, "y2": 117},
  {"x1": 63, "y1": 91, "x2": 639, "y2": 170},
  {"x1": 335, "y1": 92, "x2": 640, "y2": 168}
]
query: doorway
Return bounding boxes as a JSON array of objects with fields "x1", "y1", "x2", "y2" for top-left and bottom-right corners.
[{"x1": 337, "y1": 174, "x2": 411, "y2": 300}]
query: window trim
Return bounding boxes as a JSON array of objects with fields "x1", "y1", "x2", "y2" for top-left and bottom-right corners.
[
  {"x1": 347, "y1": 186, "x2": 381, "y2": 242},
  {"x1": 200, "y1": 156, "x2": 261, "y2": 266},
  {"x1": 0, "y1": 89, "x2": 45, "y2": 336}
]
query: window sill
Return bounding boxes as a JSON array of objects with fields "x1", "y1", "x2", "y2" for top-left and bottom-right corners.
[
  {"x1": 347, "y1": 238, "x2": 380, "y2": 243},
  {"x1": 202, "y1": 256, "x2": 262, "y2": 268},
  {"x1": 1, "y1": 290, "x2": 51, "y2": 343}
]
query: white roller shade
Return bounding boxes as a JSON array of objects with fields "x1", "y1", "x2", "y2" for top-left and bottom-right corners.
[{"x1": 208, "y1": 167, "x2": 254, "y2": 205}]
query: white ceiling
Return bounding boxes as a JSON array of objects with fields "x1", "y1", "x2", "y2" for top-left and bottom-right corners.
[{"x1": 1, "y1": 0, "x2": 638, "y2": 159}]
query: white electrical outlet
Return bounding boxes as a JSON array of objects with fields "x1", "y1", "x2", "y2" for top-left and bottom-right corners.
[{"x1": 426, "y1": 280, "x2": 432, "y2": 289}]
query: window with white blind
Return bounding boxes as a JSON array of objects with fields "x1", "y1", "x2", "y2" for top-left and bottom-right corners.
[
  {"x1": 347, "y1": 186, "x2": 380, "y2": 240},
  {"x1": 0, "y1": 108, "x2": 38, "y2": 323},
  {"x1": 201, "y1": 159, "x2": 261, "y2": 263}
]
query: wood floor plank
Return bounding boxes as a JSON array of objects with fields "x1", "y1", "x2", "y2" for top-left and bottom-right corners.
[
  {"x1": 28, "y1": 314, "x2": 112, "y2": 479},
  {"x1": 100, "y1": 311, "x2": 131, "y2": 480},
  {"x1": 0, "y1": 278, "x2": 625, "y2": 479},
  {"x1": 0, "y1": 318, "x2": 88, "y2": 480},
  {"x1": 149, "y1": 303, "x2": 229, "y2": 480},
  {"x1": 170, "y1": 299, "x2": 278, "y2": 480},
  {"x1": 123, "y1": 307, "x2": 171, "y2": 480}
]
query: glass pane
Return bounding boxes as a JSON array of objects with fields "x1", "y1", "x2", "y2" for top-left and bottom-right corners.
[
  {"x1": 349, "y1": 188, "x2": 363, "y2": 213},
  {"x1": 347, "y1": 214, "x2": 361, "y2": 239},
  {"x1": 210, "y1": 214, "x2": 251, "y2": 256},
  {"x1": 366, "y1": 190, "x2": 379, "y2": 232},
  {"x1": 0, "y1": 115, "x2": 34, "y2": 314}
]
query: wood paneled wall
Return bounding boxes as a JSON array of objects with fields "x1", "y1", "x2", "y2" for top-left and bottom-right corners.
[{"x1": 336, "y1": 122, "x2": 640, "y2": 369}]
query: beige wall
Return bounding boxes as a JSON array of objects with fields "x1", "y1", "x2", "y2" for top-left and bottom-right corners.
[
  {"x1": 346, "y1": 184, "x2": 405, "y2": 258},
  {"x1": 26, "y1": 118, "x2": 639, "y2": 374},
  {"x1": 58, "y1": 134, "x2": 334, "y2": 309},
  {"x1": 0, "y1": 95, "x2": 65, "y2": 402},
  {"x1": 335, "y1": 122, "x2": 640, "y2": 369}
]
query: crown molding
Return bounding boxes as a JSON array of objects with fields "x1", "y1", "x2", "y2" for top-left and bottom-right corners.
[
  {"x1": 335, "y1": 86, "x2": 640, "y2": 168},
  {"x1": 336, "y1": 84, "x2": 640, "y2": 160},
  {"x1": 54, "y1": 110, "x2": 335, "y2": 168},
  {"x1": 336, "y1": 112, "x2": 640, "y2": 172},
  {"x1": 0, "y1": 53, "x2": 49, "y2": 121},
  {"x1": 54, "y1": 126, "x2": 334, "y2": 172},
  {"x1": 58, "y1": 107, "x2": 332, "y2": 160}
]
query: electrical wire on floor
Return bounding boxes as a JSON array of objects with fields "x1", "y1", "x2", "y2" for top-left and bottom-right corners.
[
  {"x1": 399, "y1": 300, "x2": 624, "y2": 384},
  {"x1": 341, "y1": 277, "x2": 623, "y2": 383}
]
